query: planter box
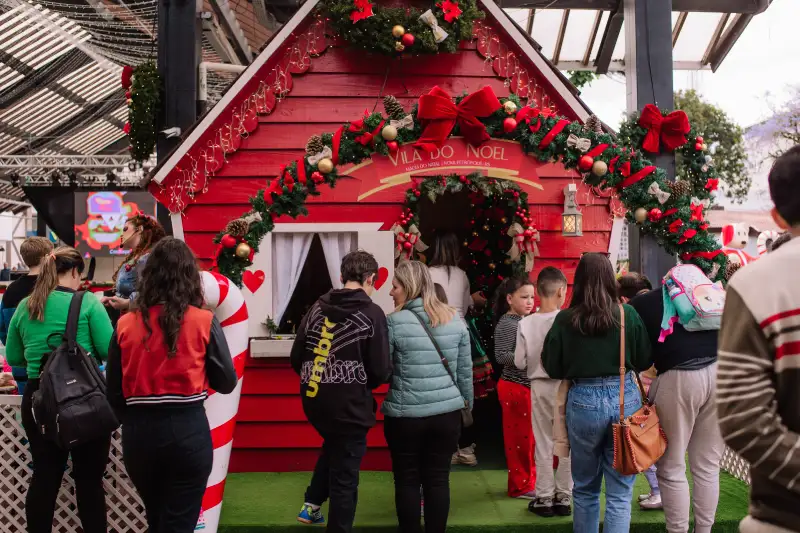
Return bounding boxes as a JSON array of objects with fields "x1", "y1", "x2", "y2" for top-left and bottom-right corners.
[{"x1": 250, "y1": 337, "x2": 296, "y2": 358}]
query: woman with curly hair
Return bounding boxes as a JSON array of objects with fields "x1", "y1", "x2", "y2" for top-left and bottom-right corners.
[
  {"x1": 105, "y1": 237, "x2": 237, "y2": 532},
  {"x1": 101, "y1": 212, "x2": 165, "y2": 312}
]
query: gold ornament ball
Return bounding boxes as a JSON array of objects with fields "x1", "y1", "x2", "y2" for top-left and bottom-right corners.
[
  {"x1": 317, "y1": 157, "x2": 334, "y2": 174},
  {"x1": 395, "y1": 42, "x2": 405, "y2": 52},
  {"x1": 392, "y1": 25, "x2": 405, "y2": 38},
  {"x1": 591, "y1": 160, "x2": 608, "y2": 177},
  {"x1": 503, "y1": 101, "x2": 517, "y2": 115},
  {"x1": 634, "y1": 207, "x2": 648, "y2": 223},
  {"x1": 701, "y1": 143, "x2": 708, "y2": 151},
  {"x1": 489, "y1": 262, "x2": 496, "y2": 270},
  {"x1": 235, "y1": 242, "x2": 251, "y2": 259},
  {"x1": 381, "y1": 125, "x2": 398, "y2": 141}
]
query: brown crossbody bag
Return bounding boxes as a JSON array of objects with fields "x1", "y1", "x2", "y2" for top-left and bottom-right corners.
[{"x1": 612, "y1": 304, "x2": 667, "y2": 475}]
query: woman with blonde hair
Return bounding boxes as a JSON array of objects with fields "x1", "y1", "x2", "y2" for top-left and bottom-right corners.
[
  {"x1": 383, "y1": 260, "x2": 472, "y2": 533},
  {"x1": 5, "y1": 246, "x2": 114, "y2": 533}
]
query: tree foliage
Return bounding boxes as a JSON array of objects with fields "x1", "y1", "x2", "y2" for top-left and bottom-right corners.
[
  {"x1": 759, "y1": 86, "x2": 800, "y2": 160},
  {"x1": 674, "y1": 89, "x2": 749, "y2": 203},
  {"x1": 567, "y1": 70, "x2": 597, "y2": 89}
]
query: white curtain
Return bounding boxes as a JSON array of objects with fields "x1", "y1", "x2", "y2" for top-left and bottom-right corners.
[
  {"x1": 318, "y1": 233, "x2": 357, "y2": 288},
  {"x1": 272, "y1": 233, "x2": 314, "y2": 324}
]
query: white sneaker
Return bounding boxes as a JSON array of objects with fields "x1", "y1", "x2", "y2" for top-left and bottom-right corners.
[
  {"x1": 451, "y1": 444, "x2": 478, "y2": 466},
  {"x1": 639, "y1": 493, "x2": 663, "y2": 510}
]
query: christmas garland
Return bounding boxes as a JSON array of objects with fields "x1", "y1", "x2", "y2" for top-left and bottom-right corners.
[
  {"x1": 319, "y1": 0, "x2": 483, "y2": 55},
  {"x1": 123, "y1": 61, "x2": 161, "y2": 162},
  {"x1": 213, "y1": 88, "x2": 728, "y2": 286}
]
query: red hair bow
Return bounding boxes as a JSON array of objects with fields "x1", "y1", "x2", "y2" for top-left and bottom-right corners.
[
  {"x1": 413, "y1": 86, "x2": 501, "y2": 152},
  {"x1": 638, "y1": 104, "x2": 690, "y2": 153}
]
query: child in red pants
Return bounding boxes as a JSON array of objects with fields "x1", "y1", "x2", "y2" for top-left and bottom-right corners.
[{"x1": 494, "y1": 277, "x2": 536, "y2": 499}]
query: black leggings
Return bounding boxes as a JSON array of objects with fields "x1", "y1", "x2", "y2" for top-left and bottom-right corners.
[
  {"x1": 21, "y1": 380, "x2": 110, "y2": 533},
  {"x1": 122, "y1": 406, "x2": 213, "y2": 533},
  {"x1": 384, "y1": 411, "x2": 461, "y2": 533}
]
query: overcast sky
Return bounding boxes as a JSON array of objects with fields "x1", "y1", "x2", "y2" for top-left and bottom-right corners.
[{"x1": 575, "y1": 0, "x2": 800, "y2": 130}]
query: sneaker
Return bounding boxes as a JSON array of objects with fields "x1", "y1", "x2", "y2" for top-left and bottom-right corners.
[
  {"x1": 553, "y1": 493, "x2": 572, "y2": 516},
  {"x1": 297, "y1": 504, "x2": 325, "y2": 525},
  {"x1": 528, "y1": 497, "x2": 554, "y2": 517},
  {"x1": 514, "y1": 490, "x2": 537, "y2": 500},
  {"x1": 639, "y1": 493, "x2": 663, "y2": 510},
  {"x1": 451, "y1": 443, "x2": 478, "y2": 466},
  {"x1": 638, "y1": 492, "x2": 654, "y2": 502}
]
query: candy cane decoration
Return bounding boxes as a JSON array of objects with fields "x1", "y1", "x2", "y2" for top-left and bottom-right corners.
[
  {"x1": 757, "y1": 230, "x2": 780, "y2": 256},
  {"x1": 198, "y1": 271, "x2": 248, "y2": 533}
]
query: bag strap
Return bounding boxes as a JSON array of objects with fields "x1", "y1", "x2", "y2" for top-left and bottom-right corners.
[
  {"x1": 410, "y1": 311, "x2": 467, "y2": 407},
  {"x1": 65, "y1": 291, "x2": 86, "y2": 350},
  {"x1": 618, "y1": 303, "x2": 626, "y2": 423}
]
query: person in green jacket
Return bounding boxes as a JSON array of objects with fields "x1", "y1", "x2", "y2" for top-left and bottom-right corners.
[
  {"x1": 541, "y1": 253, "x2": 652, "y2": 533},
  {"x1": 5, "y1": 246, "x2": 114, "y2": 533}
]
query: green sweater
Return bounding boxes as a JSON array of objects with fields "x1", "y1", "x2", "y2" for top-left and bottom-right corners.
[
  {"x1": 542, "y1": 304, "x2": 652, "y2": 380},
  {"x1": 5, "y1": 288, "x2": 114, "y2": 379}
]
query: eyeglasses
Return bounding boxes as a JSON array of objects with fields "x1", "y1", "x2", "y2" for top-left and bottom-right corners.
[{"x1": 581, "y1": 252, "x2": 611, "y2": 258}]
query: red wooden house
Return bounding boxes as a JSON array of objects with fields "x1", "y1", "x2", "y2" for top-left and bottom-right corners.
[{"x1": 146, "y1": 0, "x2": 620, "y2": 473}]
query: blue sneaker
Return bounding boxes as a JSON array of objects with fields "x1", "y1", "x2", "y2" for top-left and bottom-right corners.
[{"x1": 297, "y1": 504, "x2": 324, "y2": 525}]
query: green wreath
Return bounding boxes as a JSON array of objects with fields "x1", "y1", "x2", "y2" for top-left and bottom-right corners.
[
  {"x1": 213, "y1": 91, "x2": 728, "y2": 287},
  {"x1": 319, "y1": 0, "x2": 484, "y2": 55}
]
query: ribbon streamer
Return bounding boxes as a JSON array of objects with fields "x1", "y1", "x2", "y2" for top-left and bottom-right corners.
[
  {"x1": 390, "y1": 114, "x2": 415, "y2": 130},
  {"x1": 392, "y1": 224, "x2": 428, "y2": 260},
  {"x1": 566, "y1": 134, "x2": 592, "y2": 153},
  {"x1": 638, "y1": 104, "x2": 690, "y2": 153},
  {"x1": 419, "y1": 9, "x2": 449, "y2": 43},
  {"x1": 507, "y1": 222, "x2": 539, "y2": 272},
  {"x1": 647, "y1": 181, "x2": 671, "y2": 204},
  {"x1": 413, "y1": 86, "x2": 501, "y2": 152},
  {"x1": 307, "y1": 146, "x2": 332, "y2": 166},
  {"x1": 691, "y1": 196, "x2": 711, "y2": 208}
]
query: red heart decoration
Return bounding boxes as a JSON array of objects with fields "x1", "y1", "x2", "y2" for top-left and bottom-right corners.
[
  {"x1": 243, "y1": 270, "x2": 265, "y2": 294},
  {"x1": 374, "y1": 267, "x2": 389, "y2": 290}
]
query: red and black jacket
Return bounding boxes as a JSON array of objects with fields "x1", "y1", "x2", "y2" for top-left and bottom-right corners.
[{"x1": 106, "y1": 305, "x2": 237, "y2": 414}]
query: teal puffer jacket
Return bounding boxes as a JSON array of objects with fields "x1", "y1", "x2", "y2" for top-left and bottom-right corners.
[{"x1": 382, "y1": 298, "x2": 473, "y2": 418}]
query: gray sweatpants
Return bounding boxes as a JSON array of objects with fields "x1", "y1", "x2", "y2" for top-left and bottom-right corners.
[
  {"x1": 651, "y1": 363, "x2": 724, "y2": 533},
  {"x1": 531, "y1": 378, "x2": 573, "y2": 499}
]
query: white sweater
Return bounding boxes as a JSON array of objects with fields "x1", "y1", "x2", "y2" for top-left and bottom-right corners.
[
  {"x1": 514, "y1": 310, "x2": 560, "y2": 380},
  {"x1": 429, "y1": 266, "x2": 472, "y2": 319}
]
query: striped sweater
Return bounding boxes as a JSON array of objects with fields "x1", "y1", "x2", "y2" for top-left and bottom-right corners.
[
  {"x1": 717, "y1": 236, "x2": 800, "y2": 531},
  {"x1": 495, "y1": 314, "x2": 529, "y2": 388}
]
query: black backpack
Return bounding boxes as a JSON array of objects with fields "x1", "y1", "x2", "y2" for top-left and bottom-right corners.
[{"x1": 32, "y1": 291, "x2": 119, "y2": 449}]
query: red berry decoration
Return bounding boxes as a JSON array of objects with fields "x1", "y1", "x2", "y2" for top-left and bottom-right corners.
[
  {"x1": 513, "y1": 191, "x2": 519, "y2": 198},
  {"x1": 401, "y1": 33, "x2": 415, "y2": 47},
  {"x1": 648, "y1": 208, "x2": 663, "y2": 223},
  {"x1": 221, "y1": 234, "x2": 237, "y2": 248},
  {"x1": 578, "y1": 155, "x2": 594, "y2": 171},
  {"x1": 414, "y1": 190, "x2": 421, "y2": 197},
  {"x1": 503, "y1": 117, "x2": 518, "y2": 133},
  {"x1": 386, "y1": 141, "x2": 399, "y2": 153},
  {"x1": 459, "y1": 175, "x2": 467, "y2": 183},
  {"x1": 311, "y1": 171, "x2": 325, "y2": 184},
  {"x1": 403, "y1": 241, "x2": 413, "y2": 250}
]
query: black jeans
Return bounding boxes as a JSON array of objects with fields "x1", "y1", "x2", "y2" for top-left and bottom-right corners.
[
  {"x1": 384, "y1": 411, "x2": 462, "y2": 533},
  {"x1": 21, "y1": 380, "x2": 110, "y2": 533},
  {"x1": 304, "y1": 431, "x2": 368, "y2": 533},
  {"x1": 122, "y1": 406, "x2": 213, "y2": 533}
]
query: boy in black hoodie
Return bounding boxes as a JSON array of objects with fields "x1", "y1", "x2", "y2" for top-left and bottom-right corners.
[{"x1": 291, "y1": 250, "x2": 391, "y2": 532}]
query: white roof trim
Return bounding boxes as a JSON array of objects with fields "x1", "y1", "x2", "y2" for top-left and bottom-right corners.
[
  {"x1": 151, "y1": 0, "x2": 322, "y2": 184},
  {"x1": 478, "y1": 0, "x2": 590, "y2": 122}
]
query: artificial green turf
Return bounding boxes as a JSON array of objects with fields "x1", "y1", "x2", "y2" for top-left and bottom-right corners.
[{"x1": 218, "y1": 469, "x2": 750, "y2": 532}]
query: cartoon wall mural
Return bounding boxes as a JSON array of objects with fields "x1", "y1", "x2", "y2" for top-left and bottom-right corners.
[{"x1": 74, "y1": 191, "x2": 156, "y2": 257}]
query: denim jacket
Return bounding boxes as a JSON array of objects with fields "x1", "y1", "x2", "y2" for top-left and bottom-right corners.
[{"x1": 116, "y1": 253, "x2": 149, "y2": 300}]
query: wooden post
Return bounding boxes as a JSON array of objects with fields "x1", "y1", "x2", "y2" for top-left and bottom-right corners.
[
  {"x1": 624, "y1": 0, "x2": 676, "y2": 284},
  {"x1": 156, "y1": 0, "x2": 201, "y2": 235}
]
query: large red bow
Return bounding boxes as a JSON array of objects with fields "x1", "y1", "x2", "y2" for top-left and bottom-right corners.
[
  {"x1": 413, "y1": 86, "x2": 501, "y2": 152},
  {"x1": 638, "y1": 104, "x2": 690, "y2": 153}
]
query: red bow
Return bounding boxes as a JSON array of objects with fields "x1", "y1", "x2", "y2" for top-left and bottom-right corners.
[
  {"x1": 263, "y1": 179, "x2": 282, "y2": 205},
  {"x1": 679, "y1": 229, "x2": 697, "y2": 245},
  {"x1": 515, "y1": 106, "x2": 547, "y2": 132},
  {"x1": 638, "y1": 104, "x2": 690, "y2": 153},
  {"x1": 705, "y1": 178, "x2": 719, "y2": 191},
  {"x1": 690, "y1": 203, "x2": 704, "y2": 222},
  {"x1": 608, "y1": 156, "x2": 631, "y2": 177},
  {"x1": 669, "y1": 219, "x2": 684, "y2": 234},
  {"x1": 414, "y1": 86, "x2": 501, "y2": 152}
]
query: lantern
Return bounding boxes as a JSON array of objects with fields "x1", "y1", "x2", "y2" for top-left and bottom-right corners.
[{"x1": 562, "y1": 183, "x2": 583, "y2": 237}]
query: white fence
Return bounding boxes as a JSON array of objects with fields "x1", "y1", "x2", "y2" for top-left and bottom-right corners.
[{"x1": 0, "y1": 396, "x2": 147, "y2": 533}]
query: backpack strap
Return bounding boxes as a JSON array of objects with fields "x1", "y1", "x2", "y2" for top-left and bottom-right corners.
[{"x1": 65, "y1": 291, "x2": 86, "y2": 349}]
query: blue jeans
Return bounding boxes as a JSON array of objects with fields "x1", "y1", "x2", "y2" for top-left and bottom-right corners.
[{"x1": 567, "y1": 374, "x2": 642, "y2": 533}]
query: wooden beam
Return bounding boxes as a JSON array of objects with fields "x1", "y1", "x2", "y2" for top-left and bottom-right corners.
[
  {"x1": 594, "y1": 5, "x2": 623, "y2": 74},
  {"x1": 701, "y1": 13, "x2": 730, "y2": 65},
  {"x1": 672, "y1": 11, "x2": 687, "y2": 48},
  {"x1": 709, "y1": 13, "x2": 754, "y2": 72},
  {"x1": 582, "y1": 9, "x2": 603, "y2": 66},
  {"x1": 209, "y1": 0, "x2": 253, "y2": 64},
  {"x1": 525, "y1": 8, "x2": 535, "y2": 35},
  {"x1": 552, "y1": 9, "x2": 570, "y2": 65},
  {"x1": 507, "y1": 0, "x2": 770, "y2": 13}
]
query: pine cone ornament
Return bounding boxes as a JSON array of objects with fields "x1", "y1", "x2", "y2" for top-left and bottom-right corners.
[
  {"x1": 225, "y1": 218, "x2": 250, "y2": 237},
  {"x1": 725, "y1": 261, "x2": 741, "y2": 281},
  {"x1": 669, "y1": 180, "x2": 693, "y2": 198},
  {"x1": 383, "y1": 95, "x2": 406, "y2": 121},
  {"x1": 583, "y1": 114, "x2": 603, "y2": 134},
  {"x1": 305, "y1": 135, "x2": 324, "y2": 156}
]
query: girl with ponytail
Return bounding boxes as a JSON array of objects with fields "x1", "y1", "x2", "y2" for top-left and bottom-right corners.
[
  {"x1": 4, "y1": 246, "x2": 114, "y2": 533},
  {"x1": 102, "y1": 212, "x2": 166, "y2": 312}
]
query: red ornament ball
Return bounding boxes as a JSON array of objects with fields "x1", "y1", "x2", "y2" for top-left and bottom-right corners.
[
  {"x1": 578, "y1": 155, "x2": 594, "y2": 171},
  {"x1": 414, "y1": 190, "x2": 421, "y2": 197},
  {"x1": 403, "y1": 232, "x2": 410, "y2": 240},
  {"x1": 513, "y1": 191, "x2": 520, "y2": 198},
  {"x1": 401, "y1": 33, "x2": 415, "y2": 47},
  {"x1": 524, "y1": 229, "x2": 534, "y2": 238},
  {"x1": 648, "y1": 208, "x2": 663, "y2": 222},
  {"x1": 695, "y1": 136, "x2": 704, "y2": 143},
  {"x1": 695, "y1": 142, "x2": 703, "y2": 151},
  {"x1": 386, "y1": 141, "x2": 399, "y2": 153},
  {"x1": 459, "y1": 175, "x2": 467, "y2": 183},
  {"x1": 503, "y1": 117, "x2": 518, "y2": 133},
  {"x1": 403, "y1": 241, "x2": 413, "y2": 250},
  {"x1": 221, "y1": 234, "x2": 237, "y2": 248}
]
